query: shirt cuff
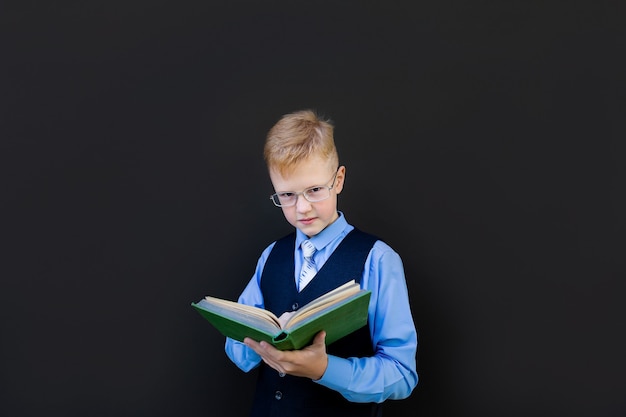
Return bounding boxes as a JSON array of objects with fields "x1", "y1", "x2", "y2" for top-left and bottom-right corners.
[
  {"x1": 314, "y1": 354, "x2": 353, "y2": 391},
  {"x1": 225, "y1": 337, "x2": 261, "y2": 372}
]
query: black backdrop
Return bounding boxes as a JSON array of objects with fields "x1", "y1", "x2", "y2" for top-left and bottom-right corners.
[{"x1": 2, "y1": 1, "x2": 625, "y2": 416}]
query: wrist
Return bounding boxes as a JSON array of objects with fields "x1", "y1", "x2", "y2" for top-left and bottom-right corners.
[{"x1": 312, "y1": 355, "x2": 328, "y2": 381}]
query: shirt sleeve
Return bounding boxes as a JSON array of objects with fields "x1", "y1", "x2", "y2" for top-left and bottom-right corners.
[
  {"x1": 314, "y1": 241, "x2": 419, "y2": 402},
  {"x1": 224, "y1": 243, "x2": 275, "y2": 372}
]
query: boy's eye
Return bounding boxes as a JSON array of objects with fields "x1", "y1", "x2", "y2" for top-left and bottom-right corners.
[
  {"x1": 306, "y1": 187, "x2": 323, "y2": 195},
  {"x1": 278, "y1": 192, "x2": 295, "y2": 198}
]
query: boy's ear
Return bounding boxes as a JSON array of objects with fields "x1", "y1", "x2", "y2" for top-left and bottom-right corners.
[{"x1": 335, "y1": 165, "x2": 346, "y2": 193}]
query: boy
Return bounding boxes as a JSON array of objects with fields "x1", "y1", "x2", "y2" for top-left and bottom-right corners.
[{"x1": 225, "y1": 109, "x2": 418, "y2": 416}]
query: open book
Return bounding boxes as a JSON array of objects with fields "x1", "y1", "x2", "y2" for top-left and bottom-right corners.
[{"x1": 191, "y1": 280, "x2": 371, "y2": 351}]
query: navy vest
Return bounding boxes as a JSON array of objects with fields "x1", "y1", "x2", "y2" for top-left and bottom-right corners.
[{"x1": 250, "y1": 228, "x2": 383, "y2": 417}]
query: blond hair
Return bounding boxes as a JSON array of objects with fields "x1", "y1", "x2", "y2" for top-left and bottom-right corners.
[{"x1": 264, "y1": 109, "x2": 339, "y2": 176}]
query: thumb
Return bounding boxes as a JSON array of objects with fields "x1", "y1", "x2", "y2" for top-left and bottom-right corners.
[{"x1": 314, "y1": 330, "x2": 327, "y2": 345}]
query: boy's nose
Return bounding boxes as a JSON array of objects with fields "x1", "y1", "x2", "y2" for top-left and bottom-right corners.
[{"x1": 295, "y1": 194, "x2": 312, "y2": 212}]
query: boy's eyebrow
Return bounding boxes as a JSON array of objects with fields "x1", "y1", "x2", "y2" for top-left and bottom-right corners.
[
  {"x1": 275, "y1": 172, "x2": 338, "y2": 193},
  {"x1": 275, "y1": 183, "x2": 321, "y2": 193}
]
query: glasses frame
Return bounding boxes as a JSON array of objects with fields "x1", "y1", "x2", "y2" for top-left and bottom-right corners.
[{"x1": 270, "y1": 167, "x2": 340, "y2": 207}]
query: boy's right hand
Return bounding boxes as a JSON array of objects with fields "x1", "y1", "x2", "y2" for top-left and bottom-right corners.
[{"x1": 244, "y1": 330, "x2": 329, "y2": 380}]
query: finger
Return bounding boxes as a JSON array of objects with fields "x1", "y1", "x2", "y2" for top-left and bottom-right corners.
[
  {"x1": 244, "y1": 337, "x2": 261, "y2": 348},
  {"x1": 258, "y1": 341, "x2": 284, "y2": 360},
  {"x1": 313, "y1": 330, "x2": 327, "y2": 345},
  {"x1": 244, "y1": 338, "x2": 272, "y2": 359}
]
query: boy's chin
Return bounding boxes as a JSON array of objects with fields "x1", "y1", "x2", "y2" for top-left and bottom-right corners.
[{"x1": 296, "y1": 224, "x2": 323, "y2": 238}]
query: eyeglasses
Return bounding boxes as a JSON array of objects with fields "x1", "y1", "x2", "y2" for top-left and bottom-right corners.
[{"x1": 270, "y1": 168, "x2": 340, "y2": 207}]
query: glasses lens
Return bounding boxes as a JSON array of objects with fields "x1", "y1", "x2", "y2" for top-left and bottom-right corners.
[
  {"x1": 304, "y1": 186, "x2": 330, "y2": 202},
  {"x1": 271, "y1": 193, "x2": 296, "y2": 207}
]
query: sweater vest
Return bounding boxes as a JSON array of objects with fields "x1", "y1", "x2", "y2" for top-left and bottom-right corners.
[{"x1": 250, "y1": 228, "x2": 383, "y2": 417}]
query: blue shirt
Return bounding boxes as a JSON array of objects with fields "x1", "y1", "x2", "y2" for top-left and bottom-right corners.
[{"x1": 225, "y1": 212, "x2": 418, "y2": 403}]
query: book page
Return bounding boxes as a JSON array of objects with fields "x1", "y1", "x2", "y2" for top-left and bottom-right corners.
[
  {"x1": 201, "y1": 296, "x2": 282, "y2": 329},
  {"x1": 284, "y1": 280, "x2": 361, "y2": 328},
  {"x1": 285, "y1": 292, "x2": 366, "y2": 330},
  {"x1": 277, "y1": 310, "x2": 297, "y2": 328}
]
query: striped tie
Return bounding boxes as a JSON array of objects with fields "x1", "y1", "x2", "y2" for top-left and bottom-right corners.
[{"x1": 298, "y1": 239, "x2": 317, "y2": 291}]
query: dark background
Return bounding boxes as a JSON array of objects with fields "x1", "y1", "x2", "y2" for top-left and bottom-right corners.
[{"x1": 1, "y1": 1, "x2": 625, "y2": 416}]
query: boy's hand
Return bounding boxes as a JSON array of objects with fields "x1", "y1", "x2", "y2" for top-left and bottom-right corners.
[{"x1": 244, "y1": 331, "x2": 329, "y2": 380}]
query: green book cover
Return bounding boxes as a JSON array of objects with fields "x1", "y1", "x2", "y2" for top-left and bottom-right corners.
[{"x1": 191, "y1": 280, "x2": 371, "y2": 351}]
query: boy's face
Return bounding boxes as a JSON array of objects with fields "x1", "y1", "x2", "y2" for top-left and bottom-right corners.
[{"x1": 269, "y1": 156, "x2": 345, "y2": 238}]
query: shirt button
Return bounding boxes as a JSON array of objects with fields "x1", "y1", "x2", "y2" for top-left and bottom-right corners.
[
  {"x1": 278, "y1": 372, "x2": 286, "y2": 377},
  {"x1": 292, "y1": 302, "x2": 299, "y2": 310},
  {"x1": 274, "y1": 391, "x2": 283, "y2": 400}
]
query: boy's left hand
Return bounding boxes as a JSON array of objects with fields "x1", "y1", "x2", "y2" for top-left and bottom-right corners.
[{"x1": 244, "y1": 331, "x2": 328, "y2": 380}]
